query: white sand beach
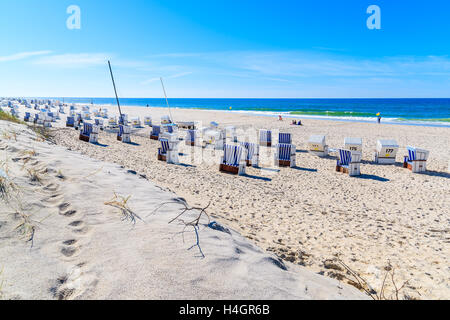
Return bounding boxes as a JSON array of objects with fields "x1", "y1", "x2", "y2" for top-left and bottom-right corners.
[
  {"x1": 0, "y1": 119, "x2": 367, "y2": 300},
  {"x1": 1, "y1": 102, "x2": 449, "y2": 300}
]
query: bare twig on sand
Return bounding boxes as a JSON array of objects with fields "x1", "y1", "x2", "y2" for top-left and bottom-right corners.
[
  {"x1": 152, "y1": 199, "x2": 212, "y2": 258},
  {"x1": 336, "y1": 258, "x2": 415, "y2": 300},
  {"x1": 104, "y1": 192, "x2": 144, "y2": 225}
]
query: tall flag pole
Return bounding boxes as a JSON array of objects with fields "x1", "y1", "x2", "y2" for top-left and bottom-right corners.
[
  {"x1": 108, "y1": 60, "x2": 124, "y2": 124},
  {"x1": 160, "y1": 77, "x2": 174, "y2": 123}
]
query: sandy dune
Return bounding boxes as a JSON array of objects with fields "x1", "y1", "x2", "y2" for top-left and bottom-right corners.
[{"x1": 0, "y1": 120, "x2": 367, "y2": 300}]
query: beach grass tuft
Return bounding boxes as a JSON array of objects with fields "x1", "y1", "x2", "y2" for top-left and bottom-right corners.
[
  {"x1": 0, "y1": 110, "x2": 24, "y2": 124},
  {"x1": 104, "y1": 192, "x2": 143, "y2": 224}
]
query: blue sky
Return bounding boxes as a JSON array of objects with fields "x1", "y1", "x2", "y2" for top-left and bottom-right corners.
[{"x1": 0, "y1": 0, "x2": 449, "y2": 98}]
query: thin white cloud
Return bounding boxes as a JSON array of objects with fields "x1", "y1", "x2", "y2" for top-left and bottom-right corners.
[
  {"x1": 141, "y1": 72, "x2": 193, "y2": 85},
  {"x1": 0, "y1": 51, "x2": 52, "y2": 62},
  {"x1": 33, "y1": 53, "x2": 112, "y2": 68}
]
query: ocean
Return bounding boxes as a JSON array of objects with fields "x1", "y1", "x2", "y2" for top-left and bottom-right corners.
[{"x1": 43, "y1": 98, "x2": 450, "y2": 127}]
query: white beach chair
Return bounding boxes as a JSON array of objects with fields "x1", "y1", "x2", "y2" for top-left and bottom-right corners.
[
  {"x1": 225, "y1": 126, "x2": 238, "y2": 143},
  {"x1": 344, "y1": 137, "x2": 363, "y2": 154},
  {"x1": 100, "y1": 109, "x2": 109, "y2": 118},
  {"x1": 95, "y1": 119, "x2": 104, "y2": 130},
  {"x1": 274, "y1": 143, "x2": 296, "y2": 168},
  {"x1": 240, "y1": 142, "x2": 259, "y2": 167},
  {"x1": 203, "y1": 129, "x2": 225, "y2": 150},
  {"x1": 185, "y1": 130, "x2": 197, "y2": 146},
  {"x1": 79, "y1": 123, "x2": 99, "y2": 144},
  {"x1": 161, "y1": 115, "x2": 172, "y2": 125},
  {"x1": 403, "y1": 146, "x2": 429, "y2": 173},
  {"x1": 150, "y1": 125, "x2": 161, "y2": 140},
  {"x1": 259, "y1": 129, "x2": 272, "y2": 147},
  {"x1": 108, "y1": 116, "x2": 117, "y2": 127},
  {"x1": 336, "y1": 149, "x2": 362, "y2": 177},
  {"x1": 131, "y1": 117, "x2": 142, "y2": 128},
  {"x1": 177, "y1": 121, "x2": 196, "y2": 130},
  {"x1": 219, "y1": 144, "x2": 247, "y2": 176},
  {"x1": 308, "y1": 135, "x2": 329, "y2": 157},
  {"x1": 119, "y1": 114, "x2": 128, "y2": 125},
  {"x1": 157, "y1": 138, "x2": 180, "y2": 164},
  {"x1": 117, "y1": 125, "x2": 131, "y2": 143},
  {"x1": 82, "y1": 111, "x2": 92, "y2": 120},
  {"x1": 144, "y1": 116, "x2": 152, "y2": 126},
  {"x1": 374, "y1": 140, "x2": 399, "y2": 164}
]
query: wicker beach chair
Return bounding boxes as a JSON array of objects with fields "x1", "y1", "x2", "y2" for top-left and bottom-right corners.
[
  {"x1": 117, "y1": 125, "x2": 131, "y2": 143},
  {"x1": 219, "y1": 144, "x2": 247, "y2": 176},
  {"x1": 66, "y1": 116, "x2": 75, "y2": 127},
  {"x1": 157, "y1": 138, "x2": 179, "y2": 164},
  {"x1": 373, "y1": 140, "x2": 399, "y2": 164},
  {"x1": 344, "y1": 137, "x2": 363, "y2": 154},
  {"x1": 24, "y1": 112, "x2": 31, "y2": 122},
  {"x1": 336, "y1": 149, "x2": 361, "y2": 176},
  {"x1": 150, "y1": 125, "x2": 161, "y2": 140},
  {"x1": 308, "y1": 135, "x2": 329, "y2": 157},
  {"x1": 259, "y1": 129, "x2": 272, "y2": 147},
  {"x1": 144, "y1": 116, "x2": 152, "y2": 126},
  {"x1": 403, "y1": 146, "x2": 429, "y2": 173},
  {"x1": 240, "y1": 142, "x2": 260, "y2": 167},
  {"x1": 185, "y1": 130, "x2": 197, "y2": 146},
  {"x1": 79, "y1": 123, "x2": 99, "y2": 143},
  {"x1": 274, "y1": 143, "x2": 296, "y2": 168}
]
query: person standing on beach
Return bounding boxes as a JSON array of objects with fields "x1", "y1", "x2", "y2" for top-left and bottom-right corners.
[{"x1": 377, "y1": 112, "x2": 382, "y2": 124}]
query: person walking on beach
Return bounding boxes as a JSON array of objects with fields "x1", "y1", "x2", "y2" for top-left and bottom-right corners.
[{"x1": 377, "y1": 112, "x2": 382, "y2": 124}]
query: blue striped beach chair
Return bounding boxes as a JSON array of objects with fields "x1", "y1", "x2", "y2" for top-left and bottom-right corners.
[
  {"x1": 66, "y1": 116, "x2": 75, "y2": 127},
  {"x1": 79, "y1": 123, "x2": 97, "y2": 143},
  {"x1": 403, "y1": 146, "x2": 429, "y2": 173},
  {"x1": 119, "y1": 114, "x2": 128, "y2": 125},
  {"x1": 259, "y1": 129, "x2": 272, "y2": 147},
  {"x1": 219, "y1": 144, "x2": 247, "y2": 175},
  {"x1": 150, "y1": 125, "x2": 161, "y2": 140},
  {"x1": 158, "y1": 138, "x2": 180, "y2": 164},
  {"x1": 185, "y1": 130, "x2": 197, "y2": 146},
  {"x1": 336, "y1": 149, "x2": 361, "y2": 176},
  {"x1": 24, "y1": 112, "x2": 31, "y2": 122},
  {"x1": 279, "y1": 132, "x2": 292, "y2": 145},
  {"x1": 117, "y1": 125, "x2": 131, "y2": 143},
  {"x1": 274, "y1": 143, "x2": 296, "y2": 167},
  {"x1": 240, "y1": 142, "x2": 260, "y2": 167},
  {"x1": 95, "y1": 119, "x2": 104, "y2": 130},
  {"x1": 157, "y1": 138, "x2": 170, "y2": 161}
]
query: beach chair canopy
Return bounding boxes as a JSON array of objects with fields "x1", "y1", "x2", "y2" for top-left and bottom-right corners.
[
  {"x1": 259, "y1": 130, "x2": 272, "y2": 143},
  {"x1": 161, "y1": 115, "x2": 172, "y2": 124},
  {"x1": 152, "y1": 125, "x2": 161, "y2": 135},
  {"x1": 240, "y1": 142, "x2": 257, "y2": 161},
  {"x1": 279, "y1": 133, "x2": 292, "y2": 144},
  {"x1": 377, "y1": 140, "x2": 399, "y2": 152},
  {"x1": 223, "y1": 145, "x2": 243, "y2": 167},
  {"x1": 277, "y1": 143, "x2": 293, "y2": 161},
  {"x1": 406, "y1": 146, "x2": 429, "y2": 162},
  {"x1": 67, "y1": 116, "x2": 74, "y2": 124},
  {"x1": 82, "y1": 123, "x2": 93, "y2": 136},
  {"x1": 159, "y1": 138, "x2": 170, "y2": 155}
]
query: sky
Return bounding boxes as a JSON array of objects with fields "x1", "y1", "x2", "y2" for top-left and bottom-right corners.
[{"x1": 0, "y1": 0, "x2": 449, "y2": 98}]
